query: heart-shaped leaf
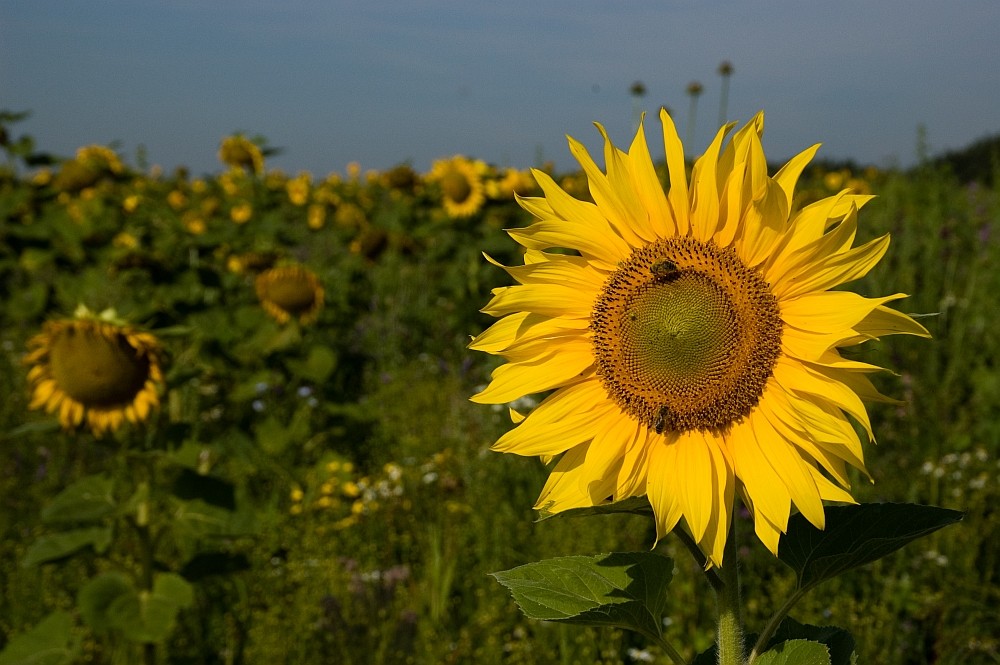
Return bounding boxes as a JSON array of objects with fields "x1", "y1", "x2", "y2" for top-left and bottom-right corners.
[
  {"x1": 755, "y1": 639, "x2": 831, "y2": 665},
  {"x1": 765, "y1": 618, "x2": 856, "y2": 665},
  {"x1": 492, "y1": 552, "x2": 673, "y2": 643},
  {"x1": 778, "y1": 503, "x2": 963, "y2": 590}
]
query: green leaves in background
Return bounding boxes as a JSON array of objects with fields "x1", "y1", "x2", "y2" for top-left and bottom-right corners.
[
  {"x1": 40, "y1": 474, "x2": 116, "y2": 524},
  {"x1": 78, "y1": 571, "x2": 194, "y2": 643},
  {"x1": 21, "y1": 474, "x2": 118, "y2": 567},
  {"x1": 21, "y1": 527, "x2": 113, "y2": 567},
  {"x1": 492, "y1": 552, "x2": 674, "y2": 644},
  {"x1": 286, "y1": 344, "x2": 337, "y2": 383},
  {"x1": 0, "y1": 611, "x2": 79, "y2": 665},
  {"x1": 778, "y1": 503, "x2": 964, "y2": 590}
]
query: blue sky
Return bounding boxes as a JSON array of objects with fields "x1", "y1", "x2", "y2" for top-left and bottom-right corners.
[{"x1": 3, "y1": 1, "x2": 999, "y2": 177}]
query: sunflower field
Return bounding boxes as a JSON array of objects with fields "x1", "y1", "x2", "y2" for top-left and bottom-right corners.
[{"x1": 1, "y1": 113, "x2": 998, "y2": 665}]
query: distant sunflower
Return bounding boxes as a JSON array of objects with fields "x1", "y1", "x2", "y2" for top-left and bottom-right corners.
[
  {"x1": 429, "y1": 156, "x2": 486, "y2": 218},
  {"x1": 255, "y1": 265, "x2": 324, "y2": 324},
  {"x1": 218, "y1": 134, "x2": 265, "y2": 174},
  {"x1": 25, "y1": 310, "x2": 164, "y2": 437},
  {"x1": 471, "y1": 110, "x2": 929, "y2": 567}
]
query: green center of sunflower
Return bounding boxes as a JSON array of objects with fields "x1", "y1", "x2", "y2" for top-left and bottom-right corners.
[
  {"x1": 264, "y1": 273, "x2": 318, "y2": 314},
  {"x1": 441, "y1": 172, "x2": 472, "y2": 203},
  {"x1": 48, "y1": 325, "x2": 150, "y2": 407},
  {"x1": 591, "y1": 237, "x2": 782, "y2": 433}
]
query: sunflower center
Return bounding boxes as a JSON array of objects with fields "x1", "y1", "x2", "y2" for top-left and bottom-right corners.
[
  {"x1": 48, "y1": 325, "x2": 150, "y2": 407},
  {"x1": 591, "y1": 237, "x2": 782, "y2": 433},
  {"x1": 441, "y1": 172, "x2": 472, "y2": 203},
  {"x1": 264, "y1": 275, "x2": 318, "y2": 314}
]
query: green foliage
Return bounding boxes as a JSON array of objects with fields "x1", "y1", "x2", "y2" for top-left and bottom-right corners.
[
  {"x1": 0, "y1": 611, "x2": 78, "y2": 665},
  {"x1": 778, "y1": 503, "x2": 964, "y2": 591},
  {"x1": 0, "y1": 126, "x2": 997, "y2": 664}
]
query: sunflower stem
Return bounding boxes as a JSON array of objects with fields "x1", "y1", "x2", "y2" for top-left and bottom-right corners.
[{"x1": 715, "y1": 518, "x2": 745, "y2": 665}]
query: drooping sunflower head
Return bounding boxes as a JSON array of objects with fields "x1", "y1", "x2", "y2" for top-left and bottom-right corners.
[
  {"x1": 24, "y1": 310, "x2": 164, "y2": 437},
  {"x1": 428, "y1": 156, "x2": 487, "y2": 218},
  {"x1": 255, "y1": 265, "x2": 324, "y2": 325},
  {"x1": 218, "y1": 134, "x2": 265, "y2": 174},
  {"x1": 471, "y1": 110, "x2": 929, "y2": 567},
  {"x1": 53, "y1": 145, "x2": 125, "y2": 192}
]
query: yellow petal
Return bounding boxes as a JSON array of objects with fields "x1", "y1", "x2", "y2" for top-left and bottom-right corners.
[
  {"x1": 471, "y1": 343, "x2": 593, "y2": 404},
  {"x1": 627, "y1": 119, "x2": 676, "y2": 237},
  {"x1": 659, "y1": 108, "x2": 690, "y2": 234},
  {"x1": 481, "y1": 282, "x2": 593, "y2": 319},
  {"x1": 689, "y1": 123, "x2": 734, "y2": 241}
]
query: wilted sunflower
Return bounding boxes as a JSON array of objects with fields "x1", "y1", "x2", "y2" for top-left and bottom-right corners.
[
  {"x1": 218, "y1": 134, "x2": 265, "y2": 174},
  {"x1": 24, "y1": 310, "x2": 164, "y2": 437},
  {"x1": 471, "y1": 110, "x2": 928, "y2": 567},
  {"x1": 255, "y1": 265, "x2": 324, "y2": 324},
  {"x1": 429, "y1": 156, "x2": 486, "y2": 218}
]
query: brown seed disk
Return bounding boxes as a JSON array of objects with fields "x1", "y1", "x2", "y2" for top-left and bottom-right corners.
[{"x1": 591, "y1": 236, "x2": 782, "y2": 433}]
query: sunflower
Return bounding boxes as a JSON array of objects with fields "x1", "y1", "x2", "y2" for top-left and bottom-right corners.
[
  {"x1": 429, "y1": 156, "x2": 487, "y2": 218},
  {"x1": 24, "y1": 310, "x2": 164, "y2": 437},
  {"x1": 255, "y1": 265, "x2": 324, "y2": 324},
  {"x1": 218, "y1": 134, "x2": 265, "y2": 174},
  {"x1": 470, "y1": 110, "x2": 929, "y2": 567}
]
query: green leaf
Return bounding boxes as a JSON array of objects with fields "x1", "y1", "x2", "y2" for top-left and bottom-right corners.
[
  {"x1": 40, "y1": 474, "x2": 116, "y2": 525},
  {"x1": 286, "y1": 345, "x2": 337, "y2": 383},
  {"x1": 767, "y1": 618, "x2": 856, "y2": 665},
  {"x1": 21, "y1": 527, "x2": 113, "y2": 567},
  {"x1": 536, "y1": 495, "x2": 653, "y2": 521},
  {"x1": 778, "y1": 503, "x2": 964, "y2": 590},
  {"x1": 491, "y1": 552, "x2": 673, "y2": 643},
  {"x1": 106, "y1": 573, "x2": 194, "y2": 644},
  {"x1": 78, "y1": 572, "x2": 134, "y2": 633},
  {"x1": 0, "y1": 611, "x2": 79, "y2": 665},
  {"x1": 755, "y1": 640, "x2": 831, "y2": 665},
  {"x1": 254, "y1": 415, "x2": 290, "y2": 456}
]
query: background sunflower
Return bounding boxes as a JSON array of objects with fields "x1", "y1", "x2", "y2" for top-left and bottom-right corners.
[{"x1": 24, "y1": 313, "x2": 164, "y2": 437}]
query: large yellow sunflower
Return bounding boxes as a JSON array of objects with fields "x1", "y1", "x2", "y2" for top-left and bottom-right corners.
[
  {"x1": 471, "y1": 110, "x2": 929, "y2": 567},
  {"x1": 429, "y1": 156, "x2": 487, "y2": 218},
  {"x1": 24, "y1": 310, "x2": 164, "y2": 437},
  {"x1": 255, "y1": 265, "x2": 324, "y2": 325}
]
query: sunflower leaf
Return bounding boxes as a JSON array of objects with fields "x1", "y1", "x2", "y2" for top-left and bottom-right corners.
[
  {"x1": 21, "y1": 527, "x2": 113, "y2": 567},
  {"x1": 0, "y1": 610, "x2": 79, "y2": 665},
  {"x1": 778, "y1": 503, "x2": 964, "y2": 590},
  {"x1": 764, "y1": 618, "x2": 857, "y2": 665},
  {"x1": 536, "y1": 495, "x2": 653, "y2": 521},
  {"x1": 491, "y1": 552, "x2": 673, "y2": 642},
  {"x1": 754, "y1": 640, "x2": 831, "y2": 665},
  {"x1": 40, "y1": 474, "x2": 116, "y2": 525}
]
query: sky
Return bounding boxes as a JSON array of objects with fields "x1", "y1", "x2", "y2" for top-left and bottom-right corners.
[{"x1": 3, "y1": 1, "x2": 999, "y2": 178}]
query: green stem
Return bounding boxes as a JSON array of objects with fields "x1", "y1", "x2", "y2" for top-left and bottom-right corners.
[
  {"x1": 715, "y1": 518, "x2": 744, "y2": 665},
  {"x1": 652, "y1": 633, "x2": 687, "y2": 665},
  {"x1": 747, "y1": 586, "x2": 810, "y2": 664},
  {"x1": 673, "y1": 529, "x2": 723, "y2": 593}
]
